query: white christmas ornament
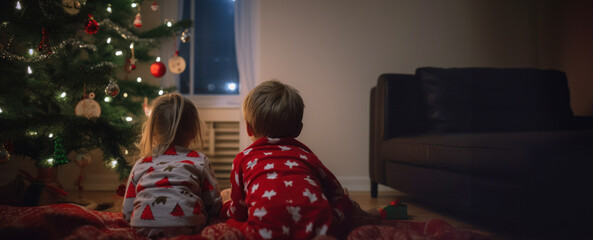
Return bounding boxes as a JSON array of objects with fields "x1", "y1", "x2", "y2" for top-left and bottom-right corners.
[
  {"x1": 168, "y1": 54, "x2": 186, "y2": 74},
  {"x1": 73, "y1": 148, "x2": 92, "y2": 168},
  {"x1": 75, "y1": 92, "x2": 101, "y2": 118}
]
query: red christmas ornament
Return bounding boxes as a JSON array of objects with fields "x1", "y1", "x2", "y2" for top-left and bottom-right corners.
[
  {"x1": 150, "y1": 62, "x2": 166, "y2": 78},
  {"x1": 117, "y1": 184, "x2": 126, "y2": 197},
  {"x1": 85, "y1": 14, "x2": 99, "y2": 35}
]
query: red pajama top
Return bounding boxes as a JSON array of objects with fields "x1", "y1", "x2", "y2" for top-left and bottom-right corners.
[{"x1": 220, "y1": 137, "x2": 354, "y2": 239}]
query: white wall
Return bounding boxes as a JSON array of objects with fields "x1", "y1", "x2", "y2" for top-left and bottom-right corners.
[{"x1": 257, "y1": 0, "x2": 542, "y2": 190}]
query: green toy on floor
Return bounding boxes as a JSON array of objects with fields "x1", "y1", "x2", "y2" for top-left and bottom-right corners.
[{"x1": 379, "y1": 198, "x2": 409, "y2": 219}]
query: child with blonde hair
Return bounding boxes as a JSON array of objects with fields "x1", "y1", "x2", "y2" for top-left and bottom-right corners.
[
  {"x1": 122, "y1": 93, "x2": 222, "y2": 239},
  {"x1": 221, "y1": 80, "x2": 354, "y2": 239}
]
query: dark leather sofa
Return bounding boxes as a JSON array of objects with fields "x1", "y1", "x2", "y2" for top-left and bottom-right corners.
[{"x1": 369, "y1": 67, "x2": 593, "y2": 236}]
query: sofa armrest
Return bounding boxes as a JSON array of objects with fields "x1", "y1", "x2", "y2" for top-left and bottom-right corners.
[{"x1": 370, "y1": 74, "x2": 425, "y2": 185}]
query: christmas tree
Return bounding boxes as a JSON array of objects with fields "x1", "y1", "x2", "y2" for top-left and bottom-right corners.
[{"x1": 0, "y1": 0, "x2": 190, "y2": 180}]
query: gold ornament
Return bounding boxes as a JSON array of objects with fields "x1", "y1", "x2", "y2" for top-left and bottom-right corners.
[
  {"x1": 168, "y1": 55, "x2": 186, "y2": 74},
  {"x1": 62, "y1": 0, "x2": 81, "y2": 15}
]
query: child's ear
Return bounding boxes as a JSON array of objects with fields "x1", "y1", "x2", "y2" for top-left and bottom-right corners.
[{"x1": 246, "y1": 121, "x2": 254, "y2": 137}]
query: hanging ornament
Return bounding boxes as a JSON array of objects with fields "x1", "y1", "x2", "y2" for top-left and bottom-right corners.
[
  {"x1": 62, "y1": 0, "x2": 81, "y2": 15},
  {"x1": 105, "y1": 80, "x2": 120, "y2": 97},
  {"x1": 75, "y1": 92, "x2": 101, "y2": 119},
  {"x1": 125, "y1": 58, "x2": 137, "y2": 72},
  {"x1": 38, "y1": 28, "x2": 52, "y2": 55},
  {"x1": 52, "y1": 137, "x2": 69, "y2": 166},
  {"x1": 84, "y1": 14, "x2": 99, "y2": 35},
  {"x1": 126, "y1": 42, "x2": 137, "y2": 72},
  {"x1": 180, "y1": 29, "x2": 191, "y2": 43},
  {"x1": 143, "y1": 97, "x2": 151, "y2": 116},
  {"x1": 0, "y1": 144, "x2": 11, "y2": 164},
  {"x1": 72, "y1": 148, "x2": 91, "y2": 198},
  {"x1": 168, "y1": 51, "x2": 186, "y2": 74},
  {"x1": 151, "y1": 1, "x2": 159, "y2": 12},
  {"x1": 133, "y1": 13, "x2": 142, "y2": 28},
  {"x1": 72, "y1": 148, "x2": 92, "y2": 168},
  {"x1": 150, "y1": 58, "x2": 166, "y2": 77}
]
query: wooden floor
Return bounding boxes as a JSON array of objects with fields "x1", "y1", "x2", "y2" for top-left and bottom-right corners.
[
  {"x1": 70, "y1": 189, "x2": 518, "y2": 239},
  {"x1": 348, "y1": 190, "x2": 506, "y2": 239}
]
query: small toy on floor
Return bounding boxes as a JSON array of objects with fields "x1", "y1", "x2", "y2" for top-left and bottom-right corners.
[{"x1": 379, "y1": 198, "x2": 409, "y2": 219}]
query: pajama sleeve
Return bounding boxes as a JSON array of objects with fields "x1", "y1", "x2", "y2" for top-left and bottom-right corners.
[
  {"x1": 314, "y1": 159, "x2": 354, "y2": 225},
  {"x1": 200, "y1": 156, "x2": 223, "y2": 218},
  {"x1": 220, "y1": 154, "x2": 248, "y2": 221}
]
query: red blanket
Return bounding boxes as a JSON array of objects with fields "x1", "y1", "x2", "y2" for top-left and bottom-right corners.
[{"x1": 0, "y1": 204, "x2": 486, "y2": 240}]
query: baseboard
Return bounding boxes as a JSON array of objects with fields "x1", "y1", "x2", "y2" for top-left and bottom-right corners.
[{"x1": 337, "y1": 176, "x2": 395, "y2": 192}]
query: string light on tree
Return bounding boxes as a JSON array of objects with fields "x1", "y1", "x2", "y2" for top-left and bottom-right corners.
[
  {"x1": 131, "y1": 2, "x2": 137, "y2": 8},
  {"x1": 104, "y1": 96, "x2": 111, "y2": 102},
  {"x1": 123, "y1": 93, "x2": 128, "y2": 98},
  {"x1": 28, "y1": 49, "x2": 34, "y2": 55},
  {"x1": 158, "y1": 89, "x2": 164, "y2": 95},
  {"x1": 106, "y1": 37, "x2": 111, "y2": 44},
  {"x1": 125, "y1": 116, "x2": 133, "y2": 122},
  {"x1": 16, "y1": 1, "x2": 22, "y2": 10},
  {"x1": 60, "y1": 92, "x2": 66, "y2": 98},
  {"x1": 136, "y1": 77, "x2": 142, "y2": 83},
  {"x1": 110, "y1": 159, "x2": 118, "y2": 168},
  {"x1": 48, "y1": 133, "x2": 53, "y2": 138},
  {"x1": 107, "y1": 4, "x2": 112, "y2": 13},
  {"x1": 115, "y1": 50, "x2": 123, "y2": 56},
  {"x1": 27, "y1": 66, "x2": 32, "y2": 74}
]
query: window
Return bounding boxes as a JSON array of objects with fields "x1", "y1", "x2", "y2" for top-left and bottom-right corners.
[{"x1": 179, "y1": 0, "x2": 239, "y2": 97}]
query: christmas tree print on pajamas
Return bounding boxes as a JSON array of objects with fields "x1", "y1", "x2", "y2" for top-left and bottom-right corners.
[
  {"x1": 122, "y1": 146, "x2": 222, "y2": 229},
  {"x1": 221, "y1": 137, "x2": 354, "y2": 239}
]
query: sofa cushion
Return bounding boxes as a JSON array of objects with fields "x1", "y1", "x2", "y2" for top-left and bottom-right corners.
[
  {"x1": 418, "y1": 67, "x2": 573, "y2": 133},
  {"x1": 380, "y1": 130, "x2": 593, "y2": 182}
]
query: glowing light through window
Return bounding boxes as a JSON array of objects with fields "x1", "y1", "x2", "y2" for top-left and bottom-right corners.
[{"x1": 226, "y1": 83, "x2": 237, "y2": 91}]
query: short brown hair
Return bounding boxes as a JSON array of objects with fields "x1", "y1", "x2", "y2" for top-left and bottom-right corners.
[{"x1": 243, "y1": 80, "x2": 304, "y2": 138}]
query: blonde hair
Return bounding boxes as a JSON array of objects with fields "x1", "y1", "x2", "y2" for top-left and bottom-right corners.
[
  {"x1": 138, "y1": 93, "x2": 202, "y2": 159},
  {"x1": 243, "y1": 80, "x2": 304, "y2": 138}
]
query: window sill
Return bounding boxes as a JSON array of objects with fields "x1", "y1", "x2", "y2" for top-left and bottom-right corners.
[{"x1": 184, "y1": 94, "x2": 242, "y2": 109}]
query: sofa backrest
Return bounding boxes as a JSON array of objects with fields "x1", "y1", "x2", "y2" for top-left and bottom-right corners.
[
  {"x1": 418, "y1": 67, "x2": 574, "y2": 133},
  {"x1": 377, "y1": 74, "x2": 426, "y2": 139}
]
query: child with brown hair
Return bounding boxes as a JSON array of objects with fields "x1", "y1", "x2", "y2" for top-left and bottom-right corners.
[
  {"x1": 220, "y1": 80, "x2": 355, "y2": 239},
  {"x1": 122, "y1": 93, "x2": 222, "y2": 239}
]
